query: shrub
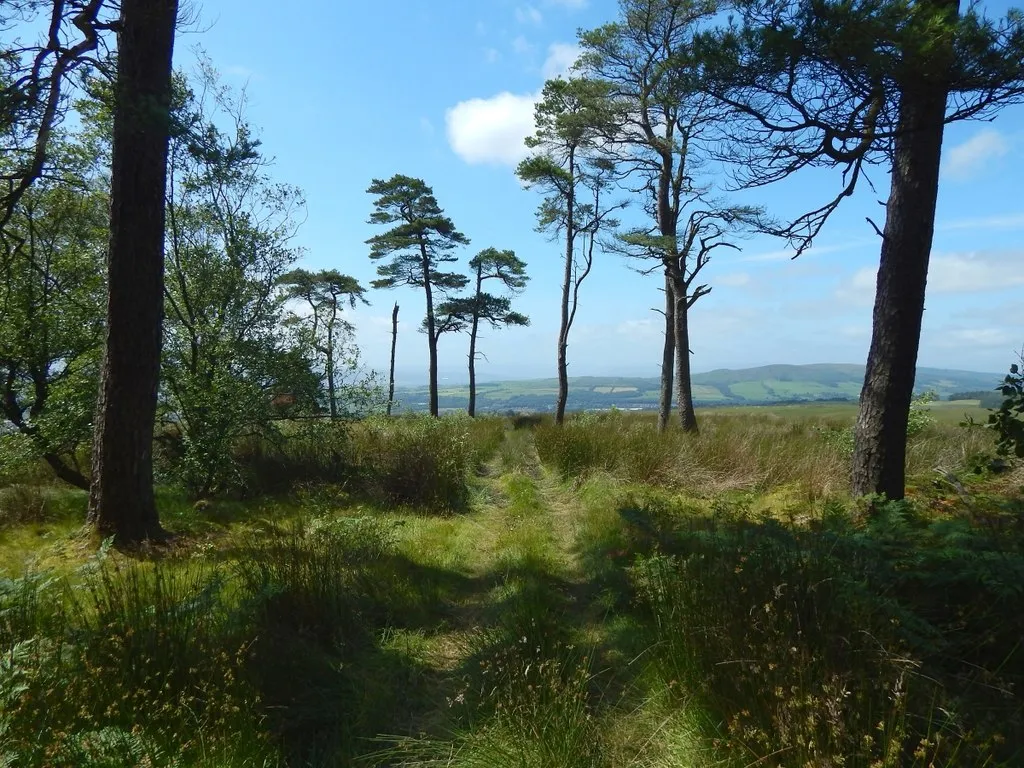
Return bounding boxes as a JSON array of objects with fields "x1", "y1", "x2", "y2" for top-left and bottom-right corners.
[
  {"x1": 346, "y1": 415, "x2": 479, "y2": 511},
  {"x1": 989, "y1": 360, "x2": 1024, "y2": 458},
  {"x1": 627, "y1": 496, "x2": 1024, "y2": 766},
  {"x1": 0, "y1": 553, "x2": 266, "y2": 766}
]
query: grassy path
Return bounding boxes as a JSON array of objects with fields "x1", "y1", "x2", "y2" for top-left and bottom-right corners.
[{"x1": 376, "y1": 426, "x2": 707, "y2": 768}]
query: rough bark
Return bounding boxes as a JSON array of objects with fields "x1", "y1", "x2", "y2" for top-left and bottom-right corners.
[
  {"x1": 672, "y1": 285, "x2": 699, "y2": 433},
  {"x1": 851, "y1": 77, "x2": 949, "y2": 500},
  {"x1": 555, "y1": 148, "x2": 576, "y2": 425},
  {"x1": 387, "y1": 302, "x2": 398, "y2": 417},
  {"x1": 657, "y1": 273, "x2": 675, "y2": 433},
  {"x1": 87, "y1": 0, "x2": 178, "y2": 544}
]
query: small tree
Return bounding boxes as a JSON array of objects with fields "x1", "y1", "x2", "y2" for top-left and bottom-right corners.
[
  {"x1": 279, "y1": 268, "x2": 368, "y2": 419},
  {"x1": 366, "y1": 175, "x2": 469, "y2": 417},
  {"x1": 0, "y1": 140, "x2": 107, "y2": 488},
  {"x1": 517, "y1": 78, "x2": 625, "y2": 424},
  {"x1": 160, "y1": 68, "x2": 311, "y2": 497},
  {"x1": 989, "y1": 355, "x2": 1024, "y2": 459},
  {"x1": 434, "y1": 248, "x2": 530, "y2": 417}
]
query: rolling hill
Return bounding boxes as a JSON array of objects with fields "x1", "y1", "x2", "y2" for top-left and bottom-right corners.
[{"x1": 394, "y1": 364, "x2": 1003, "y2": 413}]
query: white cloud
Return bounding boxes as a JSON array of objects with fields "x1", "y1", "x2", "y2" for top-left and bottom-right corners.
[
  {"x1": 834, "y1": 266, "x2": 877, "y2": 306},
  {"x1": 716, "y1": 272, "x2": 751, "y2": 288},
  {"x1": 937, "y1": 212, "x2": 1024, "y2": 232},
  {"x1": 943, "y1": 129, "x2": 1010, "y2": 180},
  {"x1": 833, "y1": 250, "x2": 1024, "y2": 307},
  {"x1": 512, "y1": 35, "x2": 535, "y2": 55},
  {"x1": 546, "y1": 0, "x2": 588, "y2": 7},
  {"x1": 737, "y1": 239, "x2": 872, "y2": 263},
  {"x1": 443, "y1": 40, "x2": 585, "y2": 167},
  {"x1": 446, "y1": 91, "x2": 538, "y2": 166},
  {"x1": 928, "y1": 250, "x2": 1024, "y2": 293},
  {"x1": 542, "y1": 42, "x2": 581, "y2": 80},
  {"x1": 515, "y1": 5, "x2": 543, "y2": 24},
  {"x1": 930, "y1": 326, "x2": 1019, "y2": 350}
]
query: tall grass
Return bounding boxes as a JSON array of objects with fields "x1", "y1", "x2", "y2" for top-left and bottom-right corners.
[
  {"x1": 0, "y1": 553, "x2": 268, "y2": 766},
  {"x1": 617, "y1": 494, "x2": 1024, "y2": 767},
  {"x1": 227, "y1": 414, "x2": 506, "y2": 510},
  {"x1": 535, "y1": 410, "x2": 994, "y2": 497}
]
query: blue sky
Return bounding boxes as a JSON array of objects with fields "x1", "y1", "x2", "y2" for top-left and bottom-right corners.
[{"x1": 178, "y1": 0, "x2": 1024, "y2": 384}]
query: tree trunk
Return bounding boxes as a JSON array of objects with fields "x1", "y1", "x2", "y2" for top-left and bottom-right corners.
[
  {"x1": 468, "y1": 313, "x2": 479, "y2": 417},
  {"x1": 387, "y1": 302, "x2": 398, "y2": 417},
  {"x1": 657, "y1": 272, "x2": 675, "y2": 432},
  {"x1": 555, "y1": 149, "x2": 576, "y2": 425},
  {"x1": 326, "y1": 322, "x2": 337, "y2": 419},
  {"x1": 673, "y1": 284, "x2": 699, "y2": 433},
  {"x1": 851, "y1": 78, "x2": 948, "y2": 500},
  {"x1": 421, "y1": 247, "x2": 439, "y2": 417},
  {"x1": 87, "y1": 0, "x2": 179, "y2": 544}
]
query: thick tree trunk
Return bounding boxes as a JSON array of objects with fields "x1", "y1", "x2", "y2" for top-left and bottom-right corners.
[
  {"x1": 555, "y1": 149, "x2": 576, "y2": 425},
  {"x1": 851, "y1": 81, "x2": 948, "y2": 500},
  {"x1": 387, "y1": 302, "x2": 398, "y2": 417},
  {"x1": 88, "y1": 0, "x2": 178, "y2": 544},
  {"x1": 672, "y1": 286, "x2": 699, "y2": 433},
  {"x1": 657, "y1": 272, "x2": 675, "y2": 432},
  {"x1": 468, "y1": 314, "x2": 479, "y2": 417}
]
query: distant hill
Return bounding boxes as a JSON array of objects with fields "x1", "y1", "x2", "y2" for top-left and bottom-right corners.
[{"x1": 394, "y1": 364, "x2": 1002, "y2": 413}]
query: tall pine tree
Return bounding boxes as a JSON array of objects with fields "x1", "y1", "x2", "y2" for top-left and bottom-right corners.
[{"x1": 366, "y1": 175, "x2": 468, "y2": 417}]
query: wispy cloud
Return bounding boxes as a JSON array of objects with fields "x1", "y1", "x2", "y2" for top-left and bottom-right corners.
[
  {"x1": 943, "y1": 129, "x2": 1010, "y2": 180},
  {"x1": 928, "y1": 250, "x2": 1024, "y2": 294},
  {"x1": 542, "y1": 42, "x2": 581, "y2": 79},
  {"x1": 512, "y1": 35, "x2": 535, "y2": 55},
  {"x1": 515, "y1": 5, "x2": 543, "y2": 24},
  {"x1": 737, "y1": 239, "x2": 873, "y2": 263},
  {"x1": 937, "y1": 212, "x2": 1024, "y2": 232}
]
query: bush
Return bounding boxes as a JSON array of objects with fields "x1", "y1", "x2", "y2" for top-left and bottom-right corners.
[
  {"x1": 345, "y1": 415, "x2": 481, "y2": 511},
  {"x1": 0, "y1": 553, "x2": 266, "y2": 766},
  {"x1": 627, "y1": 496, "x2": 1024, "y2": 766}
]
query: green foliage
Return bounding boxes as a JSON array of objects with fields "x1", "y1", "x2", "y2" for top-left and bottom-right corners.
[
  {"x1": 345, "y1": 416, "x2": 486, "y2": 511},
  {"x1": 814, "y1": 389, "x2": 938, "y2": 458},
  {"x1": 0, "y1": 137, "x2": 107, "y2": 488},
  {"x1": 988, "y1": 360, "x2": 1024, "y2": 458},
  {"x1": 159, "y1": 68, "x2": 319, "y2": 497},
  {"x1": 0, "y1": 555, "x2": 267, "y2": 766},
  {"x1": 625, "y1": 495, "x2": 1024, "y2": 766},
  {"x1": 278, "y1": 268, "x2": 373, "y2": 419},
  {"x1": 366, "y1": 174, "x2": 469, "y2": 294},
  {"x1": 434, "y1": 248, "x2": 531, "y2": 340}
]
